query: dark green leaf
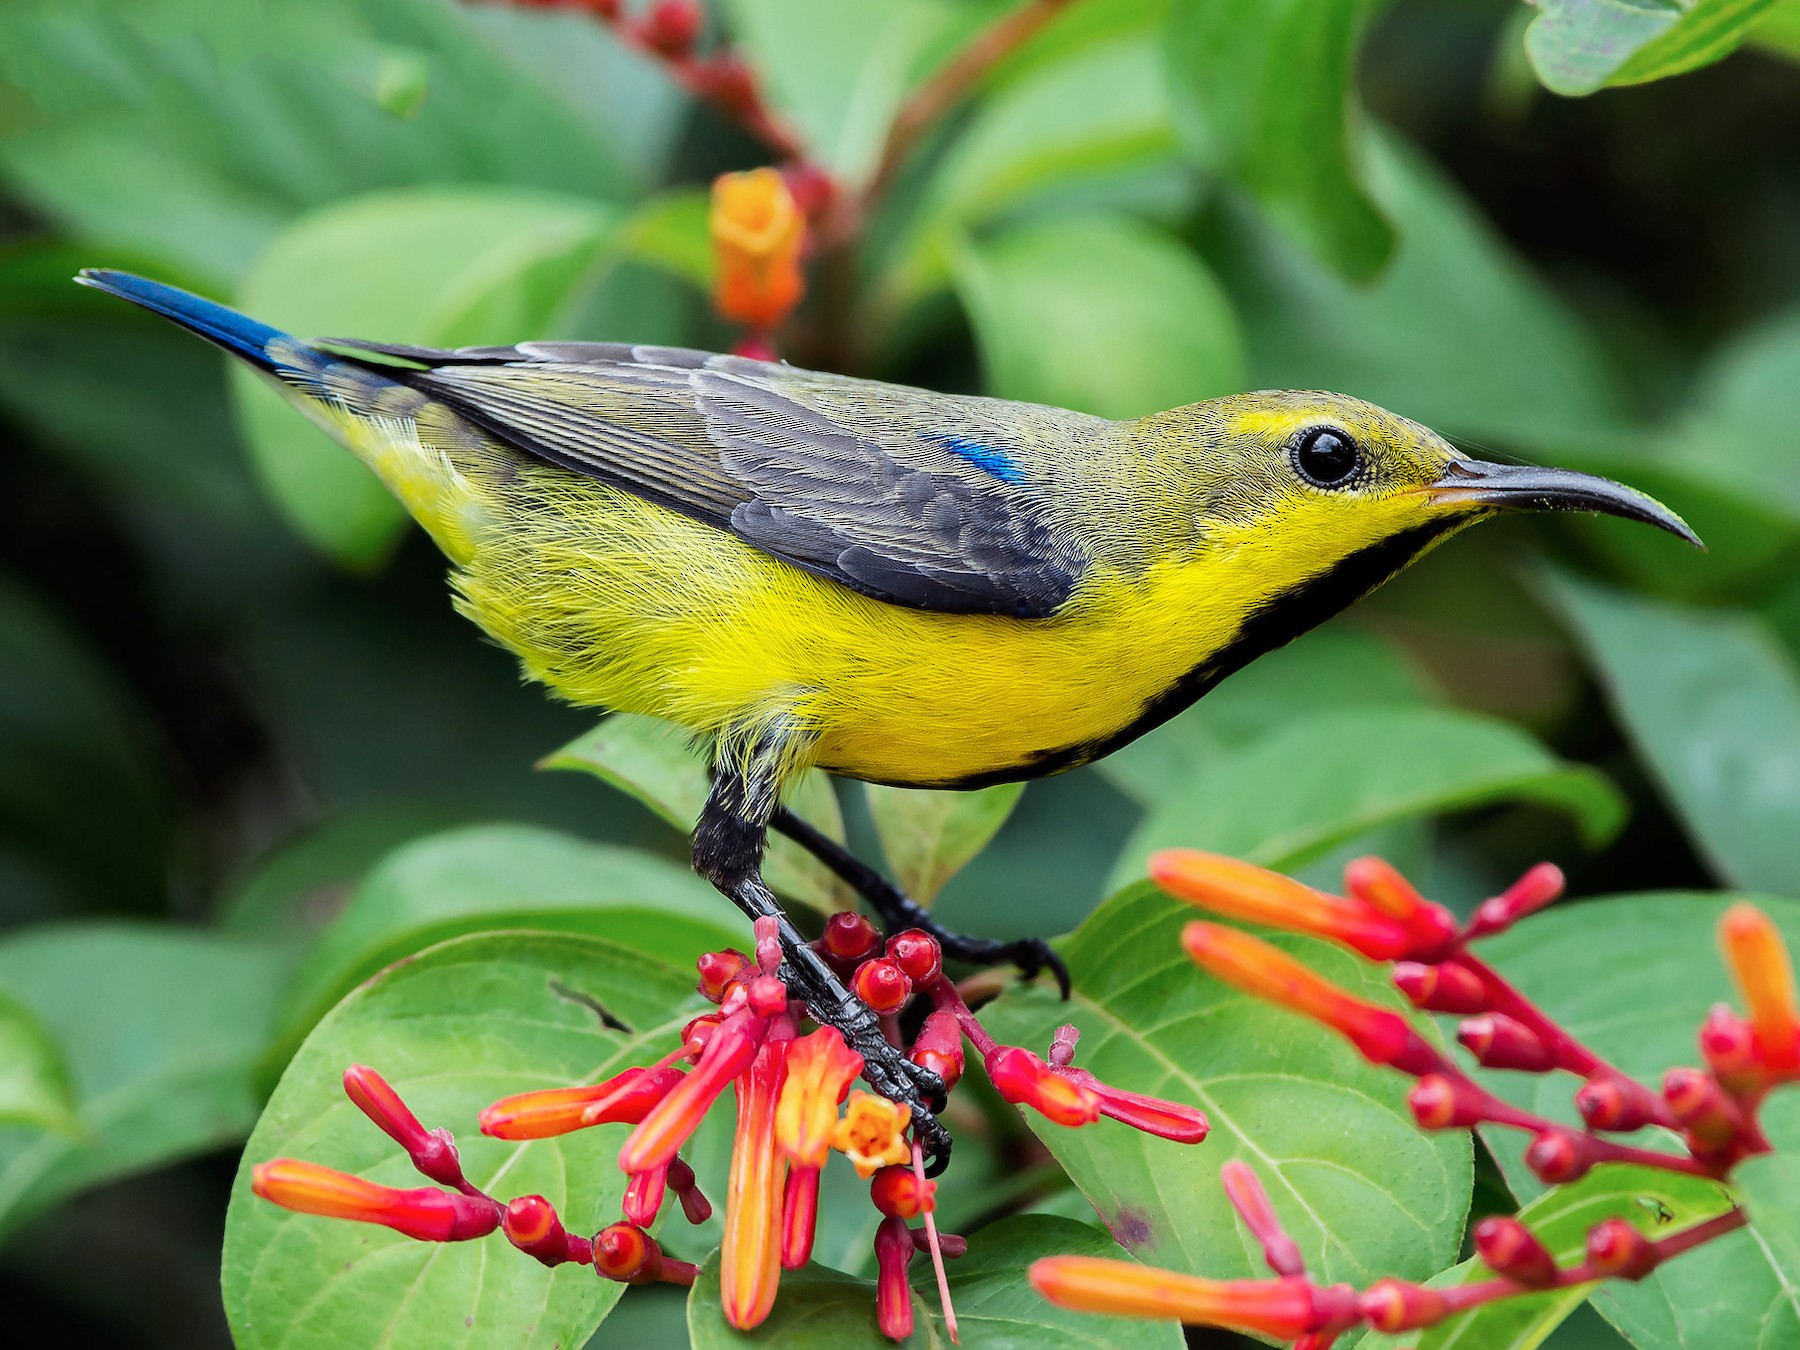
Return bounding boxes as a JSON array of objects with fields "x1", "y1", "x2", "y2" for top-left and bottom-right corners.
[
  {"x1": 223, "y1": 930, "x2": 701, "y2": 1349},
  {"x1": 271, "y1": 824, "x2": 737, "y2": 1055},
  {"x1": 231, "y1": 186, "x2": 618, "y2": 567},
  {"x1": 866, "y1": 782, "x2": 1024, "y2": 907},
  {"x1": 1166, "y1": 0, "x2": 1393, "y2": 280},
  {"x1": 1523, "y1": 0, "x2": 1780, "y2": 97},
  {"x1": 982, "y1": 883, "x2": 1473, "y2": 1288},
  {"x1": 1538, "y1": 569, "x2": 1800, "y2": 897},
  {"x1": 954, "y1": 213, "x2": 1244, "y2": 418},
  {"x1": 0, "y1": 992, "x2": 79, "y2": 1135},
  {"x1": 1469, "y1": 892, "x2": 1800, "y2": 1349},
  {"x1": 0, "y1": 924, "x2": 284, "y2": 1232},
  {"x1": 544, "y1": 714, "x2": 850, "y2": 911},
  {"x1": 1110, "y1": 705, "x2": 1623, "y2": 891},
  {"x1": 1676, "y1": 307, "x2": 1800, "y2": 525}
]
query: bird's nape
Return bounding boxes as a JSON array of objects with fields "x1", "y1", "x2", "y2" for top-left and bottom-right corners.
[{"x1": 1426, "y1": 458, "x2": 1703, "y2": 549}]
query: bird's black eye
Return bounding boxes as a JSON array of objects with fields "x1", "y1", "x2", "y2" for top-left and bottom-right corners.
[{"x1": 1292, "y1": 427, "x2": 1361, "y2": 488}]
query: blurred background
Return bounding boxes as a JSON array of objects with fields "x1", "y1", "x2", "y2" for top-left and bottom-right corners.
[{"x1": 2, "y1": 0, "x2": 1798, "y2": 1344}]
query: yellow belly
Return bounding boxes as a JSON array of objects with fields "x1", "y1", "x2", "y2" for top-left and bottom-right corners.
[{"x1": 452, "y1": 471, "x2": 1258, "y2": 788}]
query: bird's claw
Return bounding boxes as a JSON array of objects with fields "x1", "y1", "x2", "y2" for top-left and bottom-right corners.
[{"x1": 999, "y1": 935, "x2": 1071, "y2": 1000}]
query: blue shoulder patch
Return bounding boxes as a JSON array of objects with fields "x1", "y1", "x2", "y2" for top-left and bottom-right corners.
[{"x1": 921, "y1": 432, "x2": 1025, "y2": 484}]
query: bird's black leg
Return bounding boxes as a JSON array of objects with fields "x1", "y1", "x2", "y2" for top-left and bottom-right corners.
[
  {"x1": 771, "y1": 806, "x2": 1071, "y2": 1000},
  {"x1": 693, "y1": 742, "x2": 951, "y2": 1168}
]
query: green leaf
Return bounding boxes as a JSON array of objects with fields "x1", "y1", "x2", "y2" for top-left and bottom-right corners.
[
  {"x1": 954, "y1": 213, "x2": 1245, "y2": 418},
  {"x1": 1354, "y1": 1166, "x2": 1735, "y2": 1350},
  {"x1": 1166, "y1": 0, "x2": 1394, "y2": 281},
  {"x1": 1523, "y1": 0, "x2": 1781, "y2": 96},
  {"x1": 1537, "y1": 569, "x2": 1800, "y2": 897},
  {"x1": 1469, "y1": 893, "x2": 1800, "y2": 1349},
  {"x1": 982, "y1": 883, "x2": 1473, "y2": 1288},
  {"x1": 231, "y1": 186, "x2": 618, "y2": 568},
  {"x1": 0, "y1": 924, "x2": 284, "y2": 1233},
  {"x1": 1109, "y1": 705, "x2": 1624, "y2": 891},
  {"x1": 865, "y1": 782, "x2": 1024, "y2": 907},
  {"x1": 0, "y1": 992, "x2": 79, "y2": 1135},
  {"x1": 687, "y1": 1214, "x2": 1185, "y2": 1348},
  {"x1": 1676, "y1": 307, "x2": 1800, "y2": 525},
  {"x1": 270, "y1": 824, "x2": 738, "y2": 1057},
  {"x1": 544, "y1": 714, "x2": 850, "y2": 911},
  {"x1": 223, "y1": 930, "x2": 700, "y2": 1349},
  {"x1": 618, "y1": 189, "x2": 714, "y2": 291}
]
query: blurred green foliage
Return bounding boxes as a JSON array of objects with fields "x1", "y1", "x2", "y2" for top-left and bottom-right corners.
[{"x1": 0, "y1": 0, "x2": 1797, "y2": 1346}]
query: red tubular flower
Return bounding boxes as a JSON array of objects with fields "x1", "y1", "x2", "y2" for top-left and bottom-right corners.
[
  {"x1": 480, "y1": 1065, "x2": 683, "y2": 1140},
  {"x1": 1586, "y1": 1217, "x2": 1656, "y2": 1280},
  {"x1": 621, "y1": 1010, "x2": 767, "y2": 1174},
  {"x1": 503, "y1": 1195, "x2": 579, "y2": 1266},
  {"x1": 875, "y1": 1215, "x2": 917, "y2": 1339},
  {"x1": 1030, "y1": 1259, "x2": 1332, "y2": 1339},
  {"x1": 624, "y1": 1164, "x2": 668, "y2": 1228},
  {"x1": 1081, "y1": 1076, "x2": 1210, "y2": 1143},
  {"x1": 251, "y1": 1161, "x2": 498, "y2": 1242},
  {"x1": 1700, "y1": 1004, "x2": 1760, "y2": 1091},
  {"x1": 1221, "y1": 1161, "x2": 1303, "y2": 1277},
  {"x1": 1664, "y1": 1067, "x2": 1746, "y2": 1152},
  {"x1": 910, "y1": 1009, "x2": 966, "y2": 1091},
  {"x1": 780, "y1": 1164, "x2": 821, "y2": 1270},
  {"x1": 1182, "y1": 923, "x2": 1441, "y2": 1074},
  {"x1": 1719, "y1": 904, "x2": 1800, "y2": 1074},
  {"x1": 853, "y1": 958, "x2": 912, "y2": 1014},
  {"x1": 986, "y1": 1046, "x2": 1101, "y2": 1127},
  {"x1": 342, "y1": 1066, "x2": 463, "y2": 1186},
  {"x1": 721, "y1": 1039, "x2": 788, "y2": 1330},
  {"x1": 1393, "y1": 960, "x2": 1489, "y2": 1014},
  {"x1": 1151, "y1": 850, "x2": 1412, "y2": 960},
  {"x1": 1466, "y1": 863, "x2": 1565, "y2": 940},
  {"x1": 1359, "y1": 1278, "x2": 1450, "y2": 1333},
  {"x1": 833, "y1": 1091, "x2": 913, "y2": 1177},
  {"x1": 1343, "y1": 856, "x2": 1458, "y2": 958},
  {"x1": 870, "y1": 1165, "x2": 936, "y2": 1220},
  {"x1": 710, "y1": 168, "x2": 806, "y2": 329},
  {"x1": 1458, "y1": 1014, "x2": 1559, "y2": 1072},
  {"x1": 1473, "y1": 1216, "x2": 1558, "y2": 1287}
]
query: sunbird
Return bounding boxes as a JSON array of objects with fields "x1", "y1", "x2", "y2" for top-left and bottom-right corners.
[{"x1": 79, "y1": 269, "x2": 1698, "y2": 1159}]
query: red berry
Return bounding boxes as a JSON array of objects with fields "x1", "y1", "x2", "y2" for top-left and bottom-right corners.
[
  {"x1": 853, "y1": 958, "x2": 913, "y2": 1014},
  {"x1": 886, "y1": 929, "x2": 942, "y2": 983},
  {"x1": 823, "y1": 912, "x2": 880, "y2": 962}
]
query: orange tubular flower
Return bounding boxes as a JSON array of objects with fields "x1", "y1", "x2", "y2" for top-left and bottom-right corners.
[
  {"x1": 251, "y1": 1160, "x2": 498, "y2": 1242},
  {"x1": 1150, "y1": 850, "x2": 1412, "y2": 961},
  {"x1": 1030, "y1": 1258, "x2": 1322, "y2": 1338},
  {"x1": 1181, "y1": 923, "x2": 1440, "y2": 1074},
  {"x1": 710, "y1": 167, "x2": 806, "y2": 329},
  {"x1": 621, "y1": 1011, "x2": 767, "y2": 1174},
  {"x1": 722, "y1": 1039, "x2": 789, "y2": 1330},
  {"x1": 480, "y1": 1065, "x2": 682, "y2": 1140},
  {"x1": 1719, "y1": 903, "x2": 1800, "y2": 1073},
  {"x1": 832, "y1": 1091, "x2": 913, "y2": 1178},
  {"x1": 775, "y1": 1027, "x2": 864, "y2": 1167}
]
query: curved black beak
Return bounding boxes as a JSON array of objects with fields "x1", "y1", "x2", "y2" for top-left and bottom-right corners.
[{"x1": 1428, "y1": 458, "x2": 1703, "y2": 549}]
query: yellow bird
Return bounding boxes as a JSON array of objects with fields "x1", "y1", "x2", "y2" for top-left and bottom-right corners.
[{"x1": 78, "y1": 269, "x2": 1697, "y2": 1158}]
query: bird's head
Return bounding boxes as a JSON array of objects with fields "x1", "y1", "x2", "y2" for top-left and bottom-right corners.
[{"x1": 1133, "y1": 391, "x2": 1698, "y2": 599}]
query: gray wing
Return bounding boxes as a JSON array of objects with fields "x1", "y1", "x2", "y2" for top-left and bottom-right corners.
[{"x1": 323, "y1": 337, "x2": 1093, "y2": 617}]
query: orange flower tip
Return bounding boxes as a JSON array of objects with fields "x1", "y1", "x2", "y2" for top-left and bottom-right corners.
[
  {"x1": 697, "y1": 948, "x2": 750, "y2": 1002},
  {"x1": 874, "y1": 1215, "x2": 918, "y2": 1340},
  {"x1": 1586, "y1": 1217, "x2": 1656, "y2": 1279},
  {"x1": 1029, "y1": 1258, "x2": 1320, "y2": 1337},
  {"x1": 776, "y1": 1026, "x2": 866, "y2": 1166},
  {"x1": 986, "y1": 1047, "x2": 1101, "y2": 1128},
  {"x1": 1154, "y1": 851, "x2": 1413, "y2": 959},
  {"x1": 853, "y1": 958, "x2": 913, "y2": 1015},
  {"x1": 1359, "y1": 1278, "x2": 1449, "y2": 1333},
  {"x1": 1457, "y1": 1013, "x2": 1558, "y2": 1072},
  {"x1": 250, "y1": 1160, "x2": 498, "y2": 1241},
  {"x1": 823, "y1": 912, "x2": 880, "y2": 962},
  {"x1": 887, "y1": 929, "x2": 944, "y2": 984},
  {"x1": 833, "y1": 1091, "x2": 914, "y2": 1177},
  {"x1": 871, "y1": 1164, "x2": 936, "y2": 1219},
  {"x1": 1524, "y1": 1129, "x2": 1592, "y2": 1185},
  {"x1": 1342, "y1": 857, "x2": 1425, "y2": 920},
  {"x1": 1720, "y1": 903, "x2": 1800, "y2": 1073},
  {"x1": 1392, "y1": 960, "x2": 1489, "y2": 1014},
  {"x1": 593, "y1": 1222, "x2": 662, "y2": 1284},
  {"x1": 1473, "y1": 1216, "x2": 1558, "y2": 1286}
]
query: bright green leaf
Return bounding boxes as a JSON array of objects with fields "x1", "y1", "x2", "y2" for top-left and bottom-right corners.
[
  {"x1": 954, "y1": 213, "x2": 1244, "y2": 418},
  {"x1": 232, "y1": 186, "x2": 617, "y2": 568},
  {"x1": 689, "y1": 1253, "x2": 927, "y2": 1349},
  {"x1": 1469, "y1": 892, "x2": 1800, "y2": 1349},
  {"x1": 0, "y1": 925, "x2": 284, "y2": 1233},
  {"x1": 224, "y1": 930, "x2": 700, "y2": 1349},
  {"x1": 0, "y1": 992, "x2": 79, "y2": 1135},
  {"x1": 1675, "y1": 307, "x2": 1800, "y2": 524},
  {"x1": 618, "y1": 188, "x2": 714, "y2": 290},
  {"x1": 1166, "y1": 0, "x2": 1394, "y2": 281},
  {"x1": 1110, "y1": 705, "x2": 1624, "y2": 891},
  {"x1": 982, "y1": 883, "x2": 1472, "y2": 1288},
  {"x1": 1523, "y1": 0, "x2": 1781, "y2": 96},
  {"x1": 271, "y1": 824, "x2": 738, "y2": 1056},
  {"x1": 866, "y1": 782, "x2": 1024, "y2": 907},
  {"x1": 1538, "y1": 569, "x2": 1800, "y2": 897},
  {"x1": 544, "y1": 714, "x2": 850, "y2": 911}
]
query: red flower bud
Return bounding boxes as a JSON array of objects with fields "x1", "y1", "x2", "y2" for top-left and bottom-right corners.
[
  {"x1": 1152, "y1": 851, "x2": 1412, "y2": 960},
  {"x1": 853, "y1": 958, "x2": 912, "y2": 1014},
  {"x1": 1458, "y1": 1014, "x2": 1558, "y2": 1072},
  {"x1": 342, "y1": 1065, "x2": 463, "y2": 1187},
  {"x1": 1221, "y1": 1161, "x2": 1304, "y2": 1277},
  {"x1": 1407, "y1": 1074, "x2": 1495, "y2": 1130},
  {"x1": 504, "y1": 1195, "x2": 577, "y2": 1266},
  {"x1": 1720, "y1": 904, "x2": 1800, "y2": 1074},
  {"x1": 910, "y1": 1009, "x2": 965, "y2": 1091},
  {"x1": 1699, "y1": 1004, "x2": 1760, "y2": 1091},
  {"x1": 1586, "y1": 1217, "x2": 1656, "y2": 1279},
  {"x1": 1575, "y1": 1075, "x2": 1654, "y2": 1133},
  {"x1": 669, "y1": 1156, "x2": 712, "y2": 1226},
  {"x1": 1473, "y1": 1216, "x2": 1558, "y2": 1286},
  {"x1": 870, "y1": 1164, "x2": 936, "y2": 1219},
  {"x1": 886, "y1": 929, "x2": 943, "y2": 983},
  {"x1": 695, "y1": 56, "x2": 759, "y2": 116},
  {"x1": 639, "y1": 0, "x2": 700, "y2": 56},
  {"x1": 1524, "y1": 1129, "x2": 1594, "y2": 1184},
  {"x1": 875, "y1": 1215, "x2": 917, "y2": 1339},
  {"x1": 697, "y1": 949, "x2": 749, "y2": 1002},
  {"x1": 1664, "y1": 1067, "x2": 1745, "y2": 1152},
  {"x1": 822, "y1": 912, "x2": 880, "y2": 963},
  {"x1": 1467, "y1": 863, "x2": 1564, "y2": 939},
  {"x1": 593, "y1": 1222, "x2": 663, "y2": 1284},
  {"x1": 251, "y1": 1160, "x2": 499, "y2": 1242},
  {"x1": 1360, "y1": 1278, "x2": 1450, "y2": 1333},
  {"x1": 914, "y1": 1228, "x2": 967, "y2": 1258},
  {"x1": 1392, "y1": 960, "x2": 1489, "y2": 1014}
]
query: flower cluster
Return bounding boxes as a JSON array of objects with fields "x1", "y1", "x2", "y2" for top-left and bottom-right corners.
[
  {"x1": 1029, "y1": 851, "x2": 1797, "y2": 1346},
  {"x1": 252, "y1": 914, "x2": 1208, "y2": 1340}
]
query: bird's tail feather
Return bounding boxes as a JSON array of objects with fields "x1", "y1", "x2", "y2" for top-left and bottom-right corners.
[{"x1": 74, "y1": 269, "x2": 299, "y2": 375}]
